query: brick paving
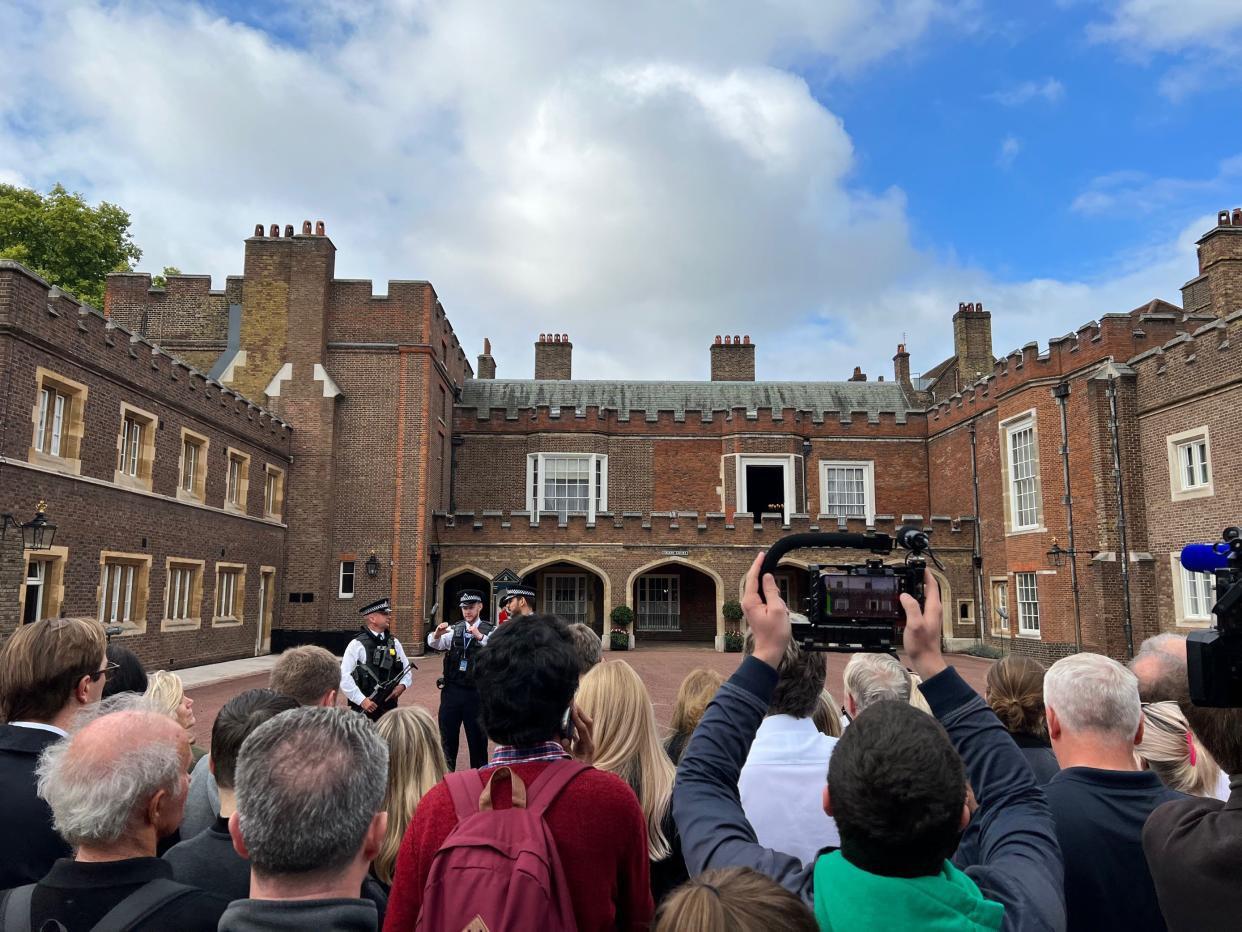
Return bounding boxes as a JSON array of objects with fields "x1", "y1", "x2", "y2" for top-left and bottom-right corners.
[{"x1": 186, "y1": 647, "x2": 994, "y2": 770}]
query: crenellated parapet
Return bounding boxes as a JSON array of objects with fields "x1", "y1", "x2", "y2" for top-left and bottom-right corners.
[{"x1": 1131, "y1": 307, "x2": 1242, "y2": 413}]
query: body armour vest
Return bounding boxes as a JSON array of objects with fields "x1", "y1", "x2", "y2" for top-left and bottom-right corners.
[
  {"x1": 351, "y1": 627, "x2": 398, "y2": 694},
  {"x1": 442, "y1": 619, "x2": 496, "y2": 688}
]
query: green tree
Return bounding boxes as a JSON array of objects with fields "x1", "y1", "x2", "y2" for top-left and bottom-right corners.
[
  {"x1": 151, "y1": 266, "x2": 181, "y2": 288},
  {"x1": 0, "y1": 183, "x2": 142, "y2": 308}
]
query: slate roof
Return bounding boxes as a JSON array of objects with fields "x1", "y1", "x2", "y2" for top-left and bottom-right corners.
[{"x1": 459, "y1": 379, "x2": 917, "y2": 421}]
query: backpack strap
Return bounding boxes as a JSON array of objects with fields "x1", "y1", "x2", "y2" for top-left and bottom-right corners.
[
  {"x1": 88, "y1": 878, "x2": 193, "y2": 932},
  {"x1": 1, "y1": 884, "x2": 35, "y2": 932},
  {"x1": 525, "y1": 760, "x2": 590, "y2": 818},
  {"x1": 444, "y1": 770, "x2": 487, "y2": 822}
]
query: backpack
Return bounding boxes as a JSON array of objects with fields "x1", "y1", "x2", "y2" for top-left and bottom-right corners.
[
  {"x1": 1, "y1": 878, "x2": 192, "y2": 932},
  {"x1": 416, "y1": 760, "x2": 588, "y2": 932}
]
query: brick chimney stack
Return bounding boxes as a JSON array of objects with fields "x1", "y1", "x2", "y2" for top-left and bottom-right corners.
[
  {"x1": 534, "y1": 333, "x2": 572, "y2": 380},
  {"x1": 952, "y1": 301, "x2": 994, "y2": 384},
  {"x1": 477, "y1": 337, "x2": 496, "y2": 380},
  {"x1": 1184, "y1": 208, "x2": 1242, "y2": 317},
  {"x1": 710, "y1": 334, "x2": 755, "y2": 381},
  {"x1": 848, "y1": 366, "x2": 867, "y2": 382},
  {"x1": 893, "y1": 343, "x2": 912, "y2": 388}
]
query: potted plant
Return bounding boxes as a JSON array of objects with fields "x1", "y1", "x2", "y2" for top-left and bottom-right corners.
[
  {"x1": 609, "y1": 605, "x2": 634, "y2": 651},
  {"x1": 722, "y1": 599, "x2": 744, "y2": 652}
]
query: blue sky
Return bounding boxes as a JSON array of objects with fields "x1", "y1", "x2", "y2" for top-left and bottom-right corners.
[{"x1": 2, "y1": 1, "x2": 1241, "y2": 380}]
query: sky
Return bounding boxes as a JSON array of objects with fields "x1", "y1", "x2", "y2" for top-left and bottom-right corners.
[{"x1": 3, "y1": 0, "x2": 1242, "y2": 382}]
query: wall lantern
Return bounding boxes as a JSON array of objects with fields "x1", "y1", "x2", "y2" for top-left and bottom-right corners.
[
  {"x1": 1046, "y1": 537, "x2": 1068, "y2": 569},
  {"x1": 366, "y1": 550, "x2": 381, "y2": 579},
  {"x1": 1, "y1": 500, "x2": 57, "y2": 551}
]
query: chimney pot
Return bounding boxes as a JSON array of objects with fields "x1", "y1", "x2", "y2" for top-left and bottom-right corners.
[
  {"x1": 269, "y1": 224, "x2": 280, "y2": 238},
  {"x1": 1233, "y1": 208, "x2": 1242, "y2": 227},
  {"x1": 733, "y1": 334, "x2": 741, "y2": 344},
  {"x1": 315, "y1": 220, "x2": 326, "y2": 235},
  {"x1": 1219, "y1": 210, "x2": 1231, "y2": 226},
  {"x1": 254, "y1": 223, "x2": 264, "y2": 237},
  {"x1": 897, "y1": 343, "x2": 906, "y2": 354},
  {"x1": 484, "y1": 337, "x2": 491, "y2": 355},
  {"x1": 284, "y1": 224, "x2": 294, "y2": 238},
  {"x1": 959, "y1": 302, "x2": 967, "y2": 312},
  {"x1": 534, "y1": 332, "x2": 572, "y2": 379},
  {"x1": 539, "y1": 333, "x2": 546, "y2": 342},
  {"x1": 302, "y1": 220, "x2": 312, "y2": 234},
  {"x1": 743, "y1": 335, "x2": 751, "y2": 345},
  {"x1": 714, "y1": 335, "x2": 722, "y2": 345}
]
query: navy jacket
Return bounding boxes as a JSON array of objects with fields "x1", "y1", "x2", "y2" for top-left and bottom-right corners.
[
  {"x1": 673, "y1": 656, "x2": 1066, "y2": 932},
  {"x1": 0, "y1": 724, "x2": 71, "y2": 889}
]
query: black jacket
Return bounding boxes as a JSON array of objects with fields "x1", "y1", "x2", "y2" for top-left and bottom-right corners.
[
  {"x1": 0, "y1": 724, "x2": 70, "y2": 889},
  {"x1": 435, "y1": 620, "x2": 495, "y2": 688},
  {"x1": 1010, "y1": 731, "x2": 1060, "y2": 785},
  {"x1": 1143, "y1": 782, "x2": 1242, "y2": 932}
]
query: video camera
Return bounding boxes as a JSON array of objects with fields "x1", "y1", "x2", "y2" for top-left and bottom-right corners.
[
  {"x1": 1182, "y1": 527, "x2": 1242, "y2": 707},
  {"x1": 759, "y1": 526, "x2": 934, "y2": 653}
]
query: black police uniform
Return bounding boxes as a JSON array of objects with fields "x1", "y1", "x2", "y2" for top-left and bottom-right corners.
[{"x1": 432, "y1": 610, "x2": 495, "y2": 770}]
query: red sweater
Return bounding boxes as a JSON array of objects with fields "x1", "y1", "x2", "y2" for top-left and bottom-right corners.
[{"x1": 383, "y1": 761, "x2": 654, "y2": 931}]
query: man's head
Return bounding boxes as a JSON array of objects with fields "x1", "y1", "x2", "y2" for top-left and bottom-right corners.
[
  {"x1": 271, "y1": 645, "x2": 341, "y2": 706},
  {"x1": 459, "y1": 590, "x2": 484, "y2": 624},
  {"x1": 211, "y1": 689, "x2": 300, "y2": 791},
  {"x1": 37, "y1": 708, "x2": 189, "y2": 851},
  {"x1": 0, "y1": 616, "x2": 108, "y2": 723},
  {"x1": 499, "y1": 581, "x2": 536, "y2": 617},
  {"x1": 231, "y1": 707, "x2": 388, "y2": 882},
  {"x1": 1128, "y1": 633, "x2": 1188, "y2": 703},
  {"x1": 745, "y1": 622, "x2": 826, "y2": 719},
  {"x1": 826, "y1": 701, "x2": 967, "y2": 877},
  {"x1": 474, "y1": 614, "x2": 578, "y2": 746},
  {"x1": 1045, "y1": 653, "x2": 1142, "y2": 759},
  {"x1": 102, "y1": 644, "x2": 147, "y2": 699},
  {"x1": 842, "y1": 653, "x2": 911, "y2": 718},
  {"x1": 567, "y1": 623, "x2": 603, "y2": 676},
  {"x1": 359, "y1": 597, "x2": 392, "y2": 633}
]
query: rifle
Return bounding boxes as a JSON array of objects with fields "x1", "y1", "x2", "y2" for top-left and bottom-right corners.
[{"x1": 362, "y1": 663, "x2": 412, "y2": 722}]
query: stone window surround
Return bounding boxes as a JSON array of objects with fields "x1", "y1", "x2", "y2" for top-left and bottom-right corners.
[
  {"x1": 735, "y1": 454, "x2": 797, "y2": 524},
  {"x1": 989, "y1": 576, "x2": 1009, "y2": 635},
  {"x1": 17, "y1": 545, "x2": 69, "y2": 624},
  {"x1": 1166, "y1": 425, "x2": 1214, "y2": 502},
  {"x1": 999, "y1": 409, "x2": 1045, "y2": 536},
  {"x1": 818, "y1": 459, "x2": 876, "y2": 524},
  {"x1": 178, "y1": 428, "x2": 210, "y2": 504},
  {"x1": 1169, "y1": 553, "x2": 1214, "y2": 628},
  {"x1": 97, "y1": 550, "x2": 153, "y2": 637},
  {"x1": 213, "y1": 562, "x2": 247, "y2": 627},
  {"x1": 225, "y1": 447, "x2": 251, "y2": 513},
  {"x1": 162, "y1": 557, "x2": 205, "y2": 632},
  {"x1": 526, "y1": 452, "x2": 609, "y2": 522},
  {"x1": 29, "y1": 367, "x2": 88, "y2": 475},
  {"x1": 264, "y1": 463, "x2": 285, "y2": 520},
  {"x1": 1014, "y1": 571, "x2": 1041, "y2": 638},
  {"x1": 113, "y1": 401, "x2": 159, "y2": 492}
]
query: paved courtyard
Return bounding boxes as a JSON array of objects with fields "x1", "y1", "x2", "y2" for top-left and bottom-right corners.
[{"x1": 185, "y1": 646, "x2": 994, "y2": 771}]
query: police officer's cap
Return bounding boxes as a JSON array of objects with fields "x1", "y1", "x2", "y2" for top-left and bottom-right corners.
[
  {"x1": 458, "y1": 590, "x2": 484, "y2": 606},
  {"x1": 500, "y1": 580, "x2": 536, "y2": 606},
  {"x1": 359, "y1": 597, "x2": 392, "y2": 616}
]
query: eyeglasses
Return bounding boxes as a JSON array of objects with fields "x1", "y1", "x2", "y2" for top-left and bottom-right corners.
[{"x1": 87, "y1": 662, "x2": 121, "y2": 682}]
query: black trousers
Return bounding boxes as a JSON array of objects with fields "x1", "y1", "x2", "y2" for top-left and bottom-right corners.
[
  {"x1": 438, "y1": 682, "x2": 487, "y2": 771},
  {"x1": 348, "y1": 697, "x2": 398, "y2": 721}
]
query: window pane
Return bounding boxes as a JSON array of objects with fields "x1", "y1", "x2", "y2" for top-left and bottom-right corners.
[
  {"x1": 636, "y1": 575, "x2": 681, "y2": 631},
  {"x1": 1016, "y1": 573, "x2": 1040, "y2": 634},
  {"x1": 1009, "y1": 426, "x2": 1039, "y2": 528},
  {"x1": 544, "y1": 575, "x2": 587, "y2": 624},
  {"x1": 824, "y1": 465, "x2": 867, "y2": 517},
  {"x1": 542, "y1": 456, "x2": 591, "y2": 515},
  {"x1": 51, "y1": 394, "x2": 64, "y2": 456},
  {"x1": 36, "y1": 389, "x2": 50, "y2": 453}
]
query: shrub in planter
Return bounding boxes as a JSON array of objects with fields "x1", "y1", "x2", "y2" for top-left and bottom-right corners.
[
  {"x1": 722, "y1": 599, "x2": 743, "y2": 625},
  {"x1": 723, "y1": 630, "x2": 744, "y2": 653},
  {"x1": 610, "y1": 605, "x2": 635, "y2": 630},
  {"x1": 609, "y1": 629, "x2": 630, "y2": 651}
]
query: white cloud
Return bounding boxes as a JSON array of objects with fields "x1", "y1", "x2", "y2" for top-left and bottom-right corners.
[
  {"x1": 0, "y1": 0, "x2": 1210, "y2": 384},
  {"x1": 987, "y1": 77, "x2": 1065, "y2": 106},
  {"x1": 1089, "y1": 0, "x2": 1242, "y2": 52},
  {"x1": 997, "y1": 135, "x2": 1021, "y2": 169},
  {"x1": 1071, "y1": 155, "x2": 1242, "y2": 216}
]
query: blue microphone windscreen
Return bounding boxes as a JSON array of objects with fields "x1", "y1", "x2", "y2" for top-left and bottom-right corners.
[{"x1": 1180, "y1": 544, "x2": 1229, "y2": 574}]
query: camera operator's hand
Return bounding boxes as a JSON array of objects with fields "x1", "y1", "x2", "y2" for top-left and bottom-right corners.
[
  {"x1": 742, "y1": 551, "x2": 791, "y2": 670},
  {"x1": 901, "y1": 568, "x2": 946, "y2": 682}
]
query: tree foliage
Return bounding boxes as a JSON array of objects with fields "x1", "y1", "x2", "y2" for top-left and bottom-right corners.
[
  {"x1": 151, "y1": 266, "x2": 181, "y2": 288},
  {"x1": 0, "y1": 183, "x2": 142, "y2": 308}
]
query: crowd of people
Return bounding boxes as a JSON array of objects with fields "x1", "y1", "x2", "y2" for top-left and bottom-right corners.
[{"x1": 0, "y1": 559, "x2": 1237, "y2": 931}]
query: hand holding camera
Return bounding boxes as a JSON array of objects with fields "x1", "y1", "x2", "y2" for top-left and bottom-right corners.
[
  {"x1": 742, "y1": 550, "x2": 792, "y2": 670},
  {"x1": 902, "y1": 569, "x2": 945, "y2": 681}
]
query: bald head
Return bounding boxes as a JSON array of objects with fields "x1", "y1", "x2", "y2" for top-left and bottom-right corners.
[
  {"x1": 1129, "y1": 634, "x2": 1188, "y2": 703},
  {"x1": 37, "y1": 709, "x2": 188, "y2": 848}
]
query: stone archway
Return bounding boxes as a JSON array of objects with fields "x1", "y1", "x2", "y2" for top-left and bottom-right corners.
[
  {"x1": 626, "y1": 558, "x2": 724, "y2": 647},
  {"x1": 517, "y1": 556, "x2": 610, "y2": 635},
  {"x1": 440, "y1": 566, "x2": 492, "y2": 626}
]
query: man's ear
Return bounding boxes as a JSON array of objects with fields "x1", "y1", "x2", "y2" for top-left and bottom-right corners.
[
  {"x1": 822, "y1": 785, "x2": 834, "y2": 818},
  {"x1": 361, "y1": 811, "x2": 388, "y2": 862},
  {"x1": 319, "y1": 689, "x2": 338, "y2": 708},
  {"x1": 960, "y1": 802, "x2": 971, "y2": 833},
  {"x1": 1133, "y1": 716, "x2": 1144, "y2": 748},
  {"x1": 1046, "y1": 705, "x2": 1062, "y2": 741},
  {"x1": 145, "y1": 788, "x2": 167, "y2": 828},
  {"x1": 846, "y1": 695, "x2": 858, "y2": 719},
  {"x1": 74, "y1": 675, "x2": 93, "y2": 705},
  {"x1": 229, "y1": 811, "x2": 250, "y2": 859}
]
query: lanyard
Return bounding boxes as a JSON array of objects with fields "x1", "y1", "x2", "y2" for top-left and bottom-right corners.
[{"x1": 460, "y1": 624, "x2": 474, "y2": 656}]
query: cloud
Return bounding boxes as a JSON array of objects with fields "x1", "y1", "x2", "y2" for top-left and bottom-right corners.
[
  {"x1": 997, "y1": 135, "x2": 1021, "y2": 169},
  {"x1": 1071, "y1": 155, "x2": 1242, "y2": 216},
  {"x1": 987, "y1": 77, "x2": 1065, "y2": 106},
  {"x1": 0, "y1": 0, "x2": 1210, "y2": 385}
]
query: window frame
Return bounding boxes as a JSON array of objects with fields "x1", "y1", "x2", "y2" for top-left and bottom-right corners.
[
  {"x1": 1171, "y1": 553, "x2": 1216, "y2": 627},
  {"x1": 338, "y1": 560, "x2": 356, "y2": 599},
  {"x1": 29, "y1": 368, "x2": 88, "y2": 474},
  {"x1": 1000, "y1": 412, "x2": 1044, "y2": 534},
  {"x1": 544, "y1": 573, "x2": 589, "y2": 626},
  {"x1": 818, "y1": 460, "x2": 876, "y2": 524},
  {"x1": 990, "y1": 577, "x2": 1009, "y2": 636},
  {"x1": 263, "y1": 464, "x2": 285, "y2": 520},
  {"x1": 526, "y1": 453, "x2": 609, "y2": 522},
  {"x1": 213, "y1": 563, "x2": 247, "y2": 627},
  {"x1": 178, "y1": 429, "x2": 210, "y2": 503},
  {"x1": 736, "y1": 454, "x2": 797, "y2": 524},
  {"x1": 97, "y1": 551, "x2": 152, "y2": 636},
  {"x1": 162, "y1": 558, "x2": 205, "y2": 631},
  {"x1": 1166, "y1": 427, "x2": 1214, "y2": 501},
  {"x1": 225, "y1": 448, "x2": 251, "y2": 513},
  {"x1": 113, "y1": 402, "x2": 158, "y2": 491},
  {"x1": 1015, "y1": 572, "x2": 1041, "y2": 637},
  {"x1": 635, "y1": 574, "x2": 681, "y2": 632}
]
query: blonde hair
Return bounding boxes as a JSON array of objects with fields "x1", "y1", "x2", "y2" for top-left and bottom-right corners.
[
  {"x1": 655, "y1": 867, "x2": 819, "y2": 932},
  {"x1": 143, "y1": 670, "x2": 185, "y2": 718},
  {"x1": 1137, "y1": 701, "x2": 1221, "y2": 798},
  {"x1": 908, "y1": 672, "x2": 932, "y2": 715},
  {"x1": 669, "y1": 668, "x2": 724, "y2": 740},
  {"x1": 373, "y1": 706, "x2": 446, "y2": 885},
  {"x1": 577, "y1": 660, "x2": 675, "y2": 861},
  {"x1": 812, "y1": 689, "x2": 843, "y2": 737}
]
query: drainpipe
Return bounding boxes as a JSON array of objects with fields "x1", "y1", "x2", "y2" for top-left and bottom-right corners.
[
  {"x1": 1053, "y1": 382, "x2": 1083, "y2": 653},
  {"x1": 1105, "y1": 374, "x2": 1135, "y2": 658},
  {"x1": 968, "y1": 424, "x2": 985, "y2": 641}
]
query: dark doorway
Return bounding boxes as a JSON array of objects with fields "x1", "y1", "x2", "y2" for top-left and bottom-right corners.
[
  {"x1": 745, "y1": 465, "x2": 786, "y2": 517},
  {"x1": 443, "y1": 572, "x2": 491, "y2": 624}
]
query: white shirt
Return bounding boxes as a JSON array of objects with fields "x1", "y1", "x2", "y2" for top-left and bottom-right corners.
[
  {"x1": 427, "y1": 621, "x2": 491, "y2": 651},
  {"x1": 339, "y1": 631, "x2": 412, "y2": 706},
  {"x1": 738, "y1": 714, "x2": 840, "y2": 866},
  {"x1": 8, "y1": 721, "x2": 67, "y2": 738},
  {"x1": 1214, "y1": 769, "x2": 1232, "y2": 802}
]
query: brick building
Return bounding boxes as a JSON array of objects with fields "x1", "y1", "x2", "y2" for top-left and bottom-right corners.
[{"x1": 2, "y1": 211, "x2": 1240, "y2": 666}]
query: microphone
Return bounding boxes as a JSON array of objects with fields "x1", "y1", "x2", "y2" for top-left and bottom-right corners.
[
  {"x1": 896, "y1": 526, "x2": 929, "y2": 553},
  {"x1": 1181, "y1": 544, "x2": 1232, "y2": 574}
]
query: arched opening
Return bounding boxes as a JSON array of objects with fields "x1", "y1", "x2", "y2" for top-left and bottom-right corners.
[
  {"x1": 627, "y1": 560, "x2": 721, "y2": 645},
  {"x1": 440, "y1": 567, "x2": 491, "y2": 626},
  {"x1": 518, "y1": 558, "x2": 609, "y2": 635}
]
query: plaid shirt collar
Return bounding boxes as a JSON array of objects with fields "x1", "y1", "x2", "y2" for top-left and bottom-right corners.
[{"x1": 485, "y1": 741, "x2": 571, "y2": 769}]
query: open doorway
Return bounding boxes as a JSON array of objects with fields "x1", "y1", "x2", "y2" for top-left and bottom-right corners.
[{"x1": 744, "y1": 463, "x2": 787, "y2": 519}]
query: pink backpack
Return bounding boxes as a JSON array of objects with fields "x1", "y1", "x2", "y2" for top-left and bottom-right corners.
[{"x1": 416, "y1": 761, "x2": 588, "y2": 932}]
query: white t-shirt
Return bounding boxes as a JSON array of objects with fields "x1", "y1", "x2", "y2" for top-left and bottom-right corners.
[{"x1": 738, "y1": 714, "x2": 840, "y2": 867}]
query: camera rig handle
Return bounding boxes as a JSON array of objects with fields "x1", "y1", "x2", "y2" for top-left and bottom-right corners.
[{"x1": 758, "y1": 532, "x2": 895, "y2": 602}]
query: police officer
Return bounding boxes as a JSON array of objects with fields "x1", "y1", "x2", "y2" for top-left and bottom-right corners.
[
  {"x1": 427, "y1": 590, "x2": 495, "y2": 770},
  {"x1": 340, "y1": 597, "x2": 412, "y2": 719},
  {"x1": 498, "y1": 579, "x2": 537, "y2": 619}
]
